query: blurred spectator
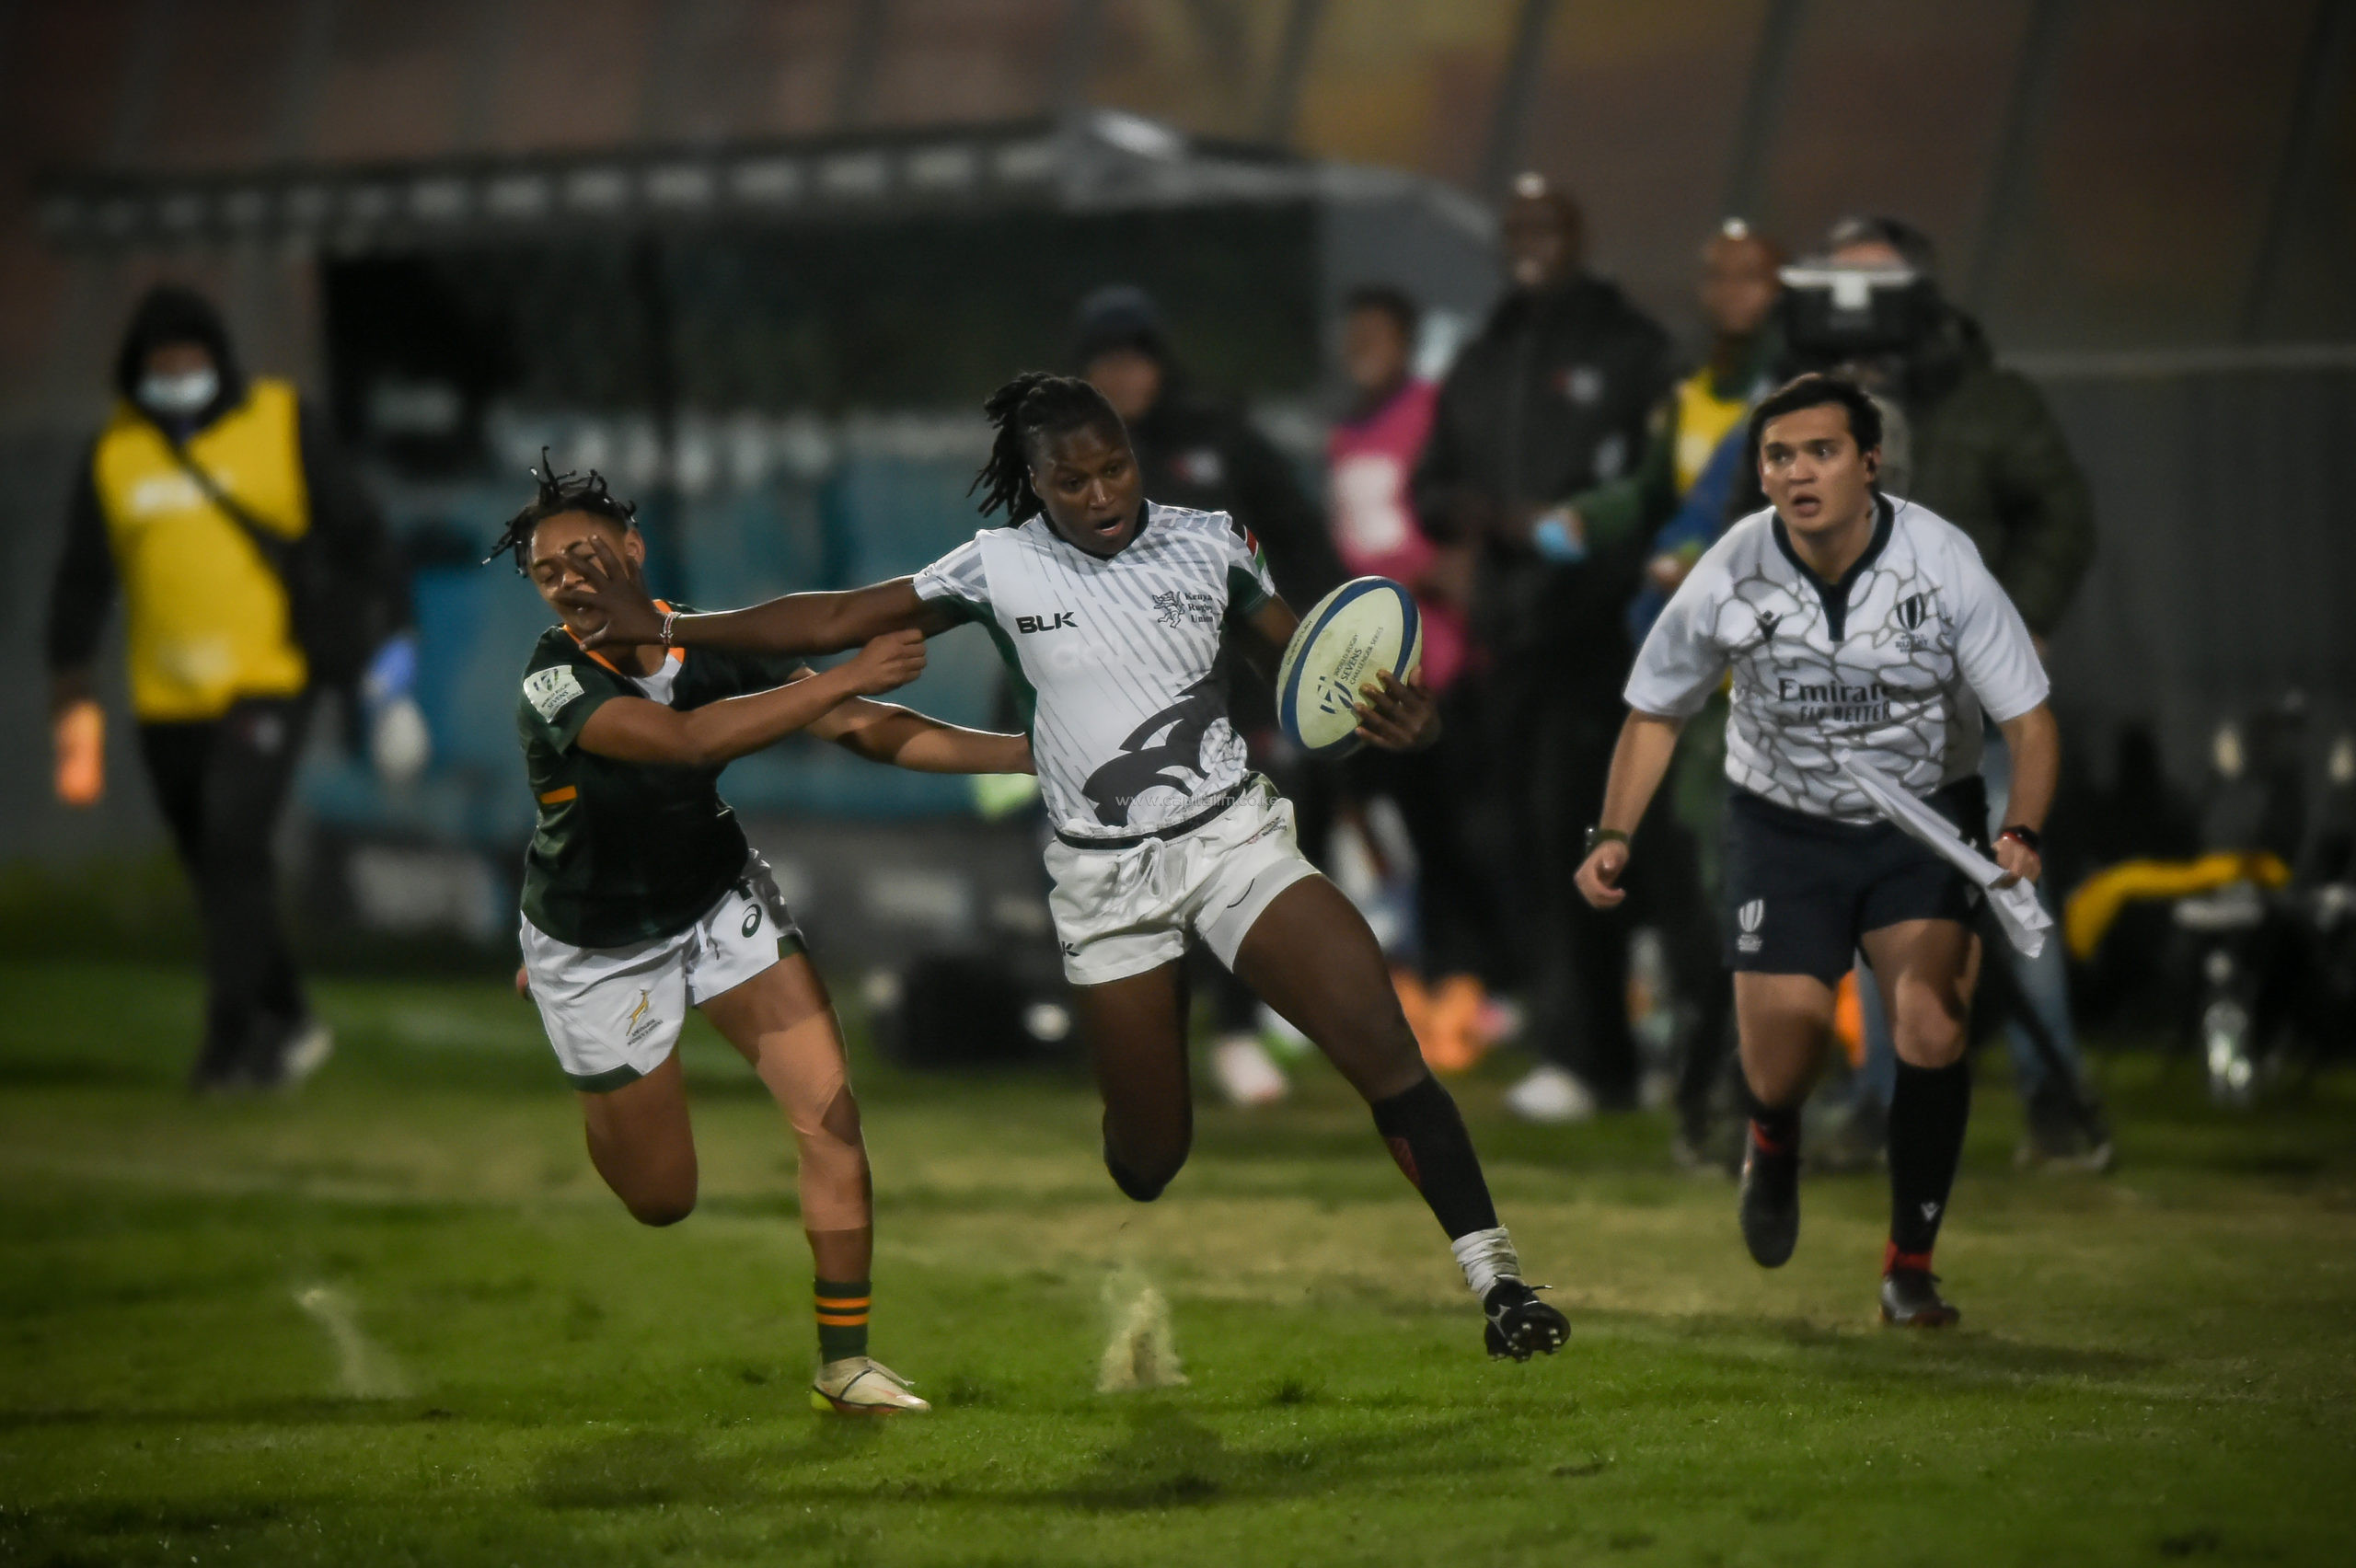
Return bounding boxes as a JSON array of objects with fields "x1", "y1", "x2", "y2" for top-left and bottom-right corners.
[
  {"x1": 1564, "y1": 219, "x2": 1785, "y2": 1163},
  {"x1": 1414, "y1": 173, "x2": 1674, "y2": 1122},
  {"x1": 1767, "y1": 215, "x2": 2107, "y2": 1167},
  {"x1": 1076, "y1": 284, "x2": 1339, "y2": 1106},
  {"x1": 1074, "y1": 284, "x2": 1339, "y2": 605},
  {"x1": 1323, "y1": 284, "x2": 1511, "y2": 1057},
  {"x1": 44, "y1": 285, "x2": 419, "y2": 1093}
]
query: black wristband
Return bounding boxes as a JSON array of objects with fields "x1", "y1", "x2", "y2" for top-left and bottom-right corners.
[
  {"x1": 1999, "y1": 824, "x2": 2041, "y2": 853},
  {"x1": 1585, "y1": 825, "x2": 1629, "y2": 857}
]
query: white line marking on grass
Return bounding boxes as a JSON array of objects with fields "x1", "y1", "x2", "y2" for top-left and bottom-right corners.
[{"x1": 294, "y1": 1286, "x2": 411, "y2": 1399}]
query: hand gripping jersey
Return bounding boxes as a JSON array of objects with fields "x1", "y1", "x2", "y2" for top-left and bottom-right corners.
[
  {"x1": 912, "y1": 502, "x2": 1278, "y2": 843},
  {"x1": 1623, "y1": 497, "x2": 2048, "y2": 824}
]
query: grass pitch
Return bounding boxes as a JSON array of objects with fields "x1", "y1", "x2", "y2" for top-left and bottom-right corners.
[{"x1": 2, "y1": 959, "x2": 2352, "y2": 1566}]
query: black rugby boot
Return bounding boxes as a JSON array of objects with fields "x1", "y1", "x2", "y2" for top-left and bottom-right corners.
[
  {"x1": 1738, "y1": 1118, "x2": 1801, "y2": 1267},
  {"x1": 1483, "y1": 1280, "x2": 1569, "y2": 1361},
  {"x1": 1879, "y1": 1265, "x2": 1960, "y2": 1328}
]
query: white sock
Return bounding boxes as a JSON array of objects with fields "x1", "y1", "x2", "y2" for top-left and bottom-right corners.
[{"x1": 1451, "y1": 1226, "x2": 1523, "y2": 1301}]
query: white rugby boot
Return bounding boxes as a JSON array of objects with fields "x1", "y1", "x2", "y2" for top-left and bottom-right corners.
[{"x1": 810, "y1": 1357, "x2": 930, "y2": 1415}]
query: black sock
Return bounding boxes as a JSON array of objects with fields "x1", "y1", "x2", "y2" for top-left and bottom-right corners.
[
  {"x1": 1887, "y1": 1059, "x2": 1971, "y2": 1265},
  {"x1": 1369, "y1": 1074, "x2": 1499, "y2": 1239},
  {"x1": 1748, "y1": 1100, "x2": 1801, "y2": 1161}
]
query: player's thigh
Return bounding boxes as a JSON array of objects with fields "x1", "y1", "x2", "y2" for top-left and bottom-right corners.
[
  {"x1": 1073, "y1": 961, "x2": 1194, "y2": 1164},
  {"x1": 1859, "y1": 917, "x2": 1980, "y2": 1068},
  {"x1": 577, "y1": 1052, "x2": 698, "y2": 1224},
  {"x1": 1230, "y1": 874, "x2": 1426, "y2": 1102},
  {"x1": 698, "y1": 949, "x2": 835, "y2": 1064},
  {"x1": 1732, "y1": 971, "x2": 1839, "y2": 1106}
]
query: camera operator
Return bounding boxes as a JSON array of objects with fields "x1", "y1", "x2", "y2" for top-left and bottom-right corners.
[{"x1": 1766, "y1": 216, "x2": 2107, "y2": 1167}]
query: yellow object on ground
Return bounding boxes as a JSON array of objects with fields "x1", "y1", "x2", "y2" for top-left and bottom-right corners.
[{"x1": 2062, "y1": 852, "x2": 2292, "y2": 961}]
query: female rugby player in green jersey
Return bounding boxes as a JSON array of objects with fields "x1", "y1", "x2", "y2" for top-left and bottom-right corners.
[
  {"x1": 556, "y1": 377, "x2": 1571, "y2": 1362},
  {"x1": 491, "y1": 460, "x2": 1033, "y2": 1413}
]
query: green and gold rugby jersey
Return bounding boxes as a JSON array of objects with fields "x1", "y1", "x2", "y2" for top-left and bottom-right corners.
[{"x1": 516, "y1": 613, "x2": 803, "y2": 948}]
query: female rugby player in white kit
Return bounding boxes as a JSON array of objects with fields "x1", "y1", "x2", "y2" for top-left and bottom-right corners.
[
  {"x1": 1576, "y1": 373, "x2": 2058, "y2": 1326},
  {"x1": 562, "y1": 373, "x2": 1570, "y2": 1361}
]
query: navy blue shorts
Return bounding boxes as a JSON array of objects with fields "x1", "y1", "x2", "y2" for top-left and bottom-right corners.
[{"x1": 1720, "y1": 780, "x2": 1989, "y2": 987}]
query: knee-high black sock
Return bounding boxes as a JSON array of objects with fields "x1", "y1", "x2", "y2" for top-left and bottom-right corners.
[
  {"x1": 1887, "y1": 1059, "x2": 1971, "y2": 1267},
  {"x1": 1370, "y1": 1074, "x2": 1499, "y2": 1239}
]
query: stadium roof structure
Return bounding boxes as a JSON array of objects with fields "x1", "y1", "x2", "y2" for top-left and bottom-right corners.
[{"x1": 37, "y1": 110, "x2": 1492, "y2": 260}]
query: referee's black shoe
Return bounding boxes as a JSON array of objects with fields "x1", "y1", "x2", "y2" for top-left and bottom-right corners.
[
  {"x1": 1738, "y1": 1121, "x2": 1800, "y2": 1268},
  {"x1": 1483, "y1": 1280, "x2": 1569, "y2": 1361},
  {"x1": 1879, "y1": 1266, "x2": 1960, "y2": 1328}
]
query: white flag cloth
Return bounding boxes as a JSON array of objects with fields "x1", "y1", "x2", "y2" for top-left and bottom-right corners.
[{"x1": 1835, "y1": 751, "x2": 2052, "y2": 958}]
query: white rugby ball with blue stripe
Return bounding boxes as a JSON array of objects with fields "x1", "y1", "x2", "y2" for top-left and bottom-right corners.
[{"x1": 1276, "y1": 576, "x2": 1423, "y2": 758}]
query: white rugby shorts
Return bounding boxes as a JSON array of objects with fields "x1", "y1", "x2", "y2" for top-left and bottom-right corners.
[
  {"x1": 1044, "y1": 778, "x2": 1322, "y2": 986},
  {"x1": 520, "y1": 853, "x2": 803, "y2": 1091}
]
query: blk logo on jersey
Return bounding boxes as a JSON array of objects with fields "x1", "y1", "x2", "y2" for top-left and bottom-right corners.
[
  {"x1": 1016, "y1": 611, "x2": 1076, "y2": 634},
  {"x1": 1738, "y1": 898, "x2": 1765, "y2": 953},
  {"x1": 1753, "y1": 609, "x2": 1782, "y2": 642}
]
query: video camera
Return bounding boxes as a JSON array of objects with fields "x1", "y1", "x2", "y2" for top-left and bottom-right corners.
[{"x1": 1776, "y1": 264, "x2": 1944, "y2": 368}]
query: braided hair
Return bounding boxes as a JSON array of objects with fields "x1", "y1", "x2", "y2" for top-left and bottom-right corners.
[
  {"x1": 969, "y1": 372, "x2": 1127, "y2": 525},
  {"x1": 483, "y1": 449, "x2": 639, "y2": 572}
]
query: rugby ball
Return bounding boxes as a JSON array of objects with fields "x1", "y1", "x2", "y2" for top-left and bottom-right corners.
[{"x1": 1276, "y1": 577, "x2": 1424, "y2": 758}]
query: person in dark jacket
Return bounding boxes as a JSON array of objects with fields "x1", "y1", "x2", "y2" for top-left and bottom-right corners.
[
  {"x1": 1413, "y1": 174, "x2": 1675, "y2": 1122},
  {"x1": 1074, "y1": 285, "x2": 1343, "y2": 1106},
  {"x1": 45, "y1": 284, "x2": 419, "y2": 1092},
  {"x1": 1758, "y1": 215, "x2": 2107, "y2": 1167}
]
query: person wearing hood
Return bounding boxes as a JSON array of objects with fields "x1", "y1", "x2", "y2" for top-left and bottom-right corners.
[
  {"x1": 1746, "y1": 216, "x2": 2108, "y2": 1170},
  {"x1": 1073, "y1": 284, "x2": 1340, "y2": 606},
  {"x1": 44, "y1": 284, "x2": 421, "y2": 1092},
  {"x1": 1412, "y1": 174, "x2": 1676, "y2": 1124}
]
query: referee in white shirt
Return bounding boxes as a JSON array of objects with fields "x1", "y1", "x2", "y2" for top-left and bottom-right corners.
[{"x1": 1575, "y1": 373, "x2": 2058, "y2": 1326}]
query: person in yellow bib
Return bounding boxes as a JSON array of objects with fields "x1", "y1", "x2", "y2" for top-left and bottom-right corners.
[{"x1": 44, "y1": 285, "x2": 415, "y2": 1092}]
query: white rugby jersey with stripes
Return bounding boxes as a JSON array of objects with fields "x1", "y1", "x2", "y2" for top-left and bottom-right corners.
[
  {"x1": 912, "y1": 502, "x2": 1279, "y2": 843},
  {"x1": 1623, "y1": 496, "x2": 2049, "y2": 824}
]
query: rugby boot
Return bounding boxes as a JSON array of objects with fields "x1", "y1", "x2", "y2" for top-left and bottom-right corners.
[
  {"x1": 1482, "y1": 1280, "x2": 1569, "y2": 1361},
  {"x1": 811, "y1": 1356, "x2": 930, "y2": 1414},
  {"x1": 1738, "y1": 1120, "x2": 1801, "y2": 1267},
  {"x1": 1879, "y1": 1267, "x2": 1960, "y2": 1328}
]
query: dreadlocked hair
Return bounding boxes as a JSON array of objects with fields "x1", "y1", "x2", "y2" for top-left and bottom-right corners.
[
  {"x1": 483, "y1": 449, "x2": 640, "y2": 572},
  {"x1": 969, "y1": 372, "x2": 1126, "y2": 525}
]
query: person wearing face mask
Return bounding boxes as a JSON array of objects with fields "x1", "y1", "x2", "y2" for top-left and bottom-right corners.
[
  {"x1": 1413, "y1": 173, "x2": 1674, "y2": 1124},
  {"x1": 44, "y1": 284, "x2": 421, "y2": 1092}
]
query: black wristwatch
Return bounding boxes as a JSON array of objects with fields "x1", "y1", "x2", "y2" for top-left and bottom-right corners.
[
  {"x1": 1999, "y1": 824, "x2": 2042, "y2": 853},
  {"x1": 1585, "y1": 825, "x2": 1629, "y2": 857}
]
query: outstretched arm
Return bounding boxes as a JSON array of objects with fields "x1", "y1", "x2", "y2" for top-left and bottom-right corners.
[
  {"x1": 1575, "y1": 709, "x2": 1685, "y2": 908},
  {"x1": 805, "y1": 680, "x2": 1034, "y2": 775},
  {"x1": 575, "y1": 631, "x2": 926, "y2": 767},
  {"x1": 563, "y1": 534, "x2": 956, "y2": 654}
]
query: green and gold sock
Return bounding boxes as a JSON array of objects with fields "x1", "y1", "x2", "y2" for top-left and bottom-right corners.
[{"x1": 814, "y1": 1277, "x2": 870, "y2": 1364}]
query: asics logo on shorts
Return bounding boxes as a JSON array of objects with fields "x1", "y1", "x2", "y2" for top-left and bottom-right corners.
[
  {"x1": 1738, "y1": 898, "x2": 1766, "y2": 953},
  {"x1": 742, "y1": 905, "x2": 762, "y2": 938}
]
